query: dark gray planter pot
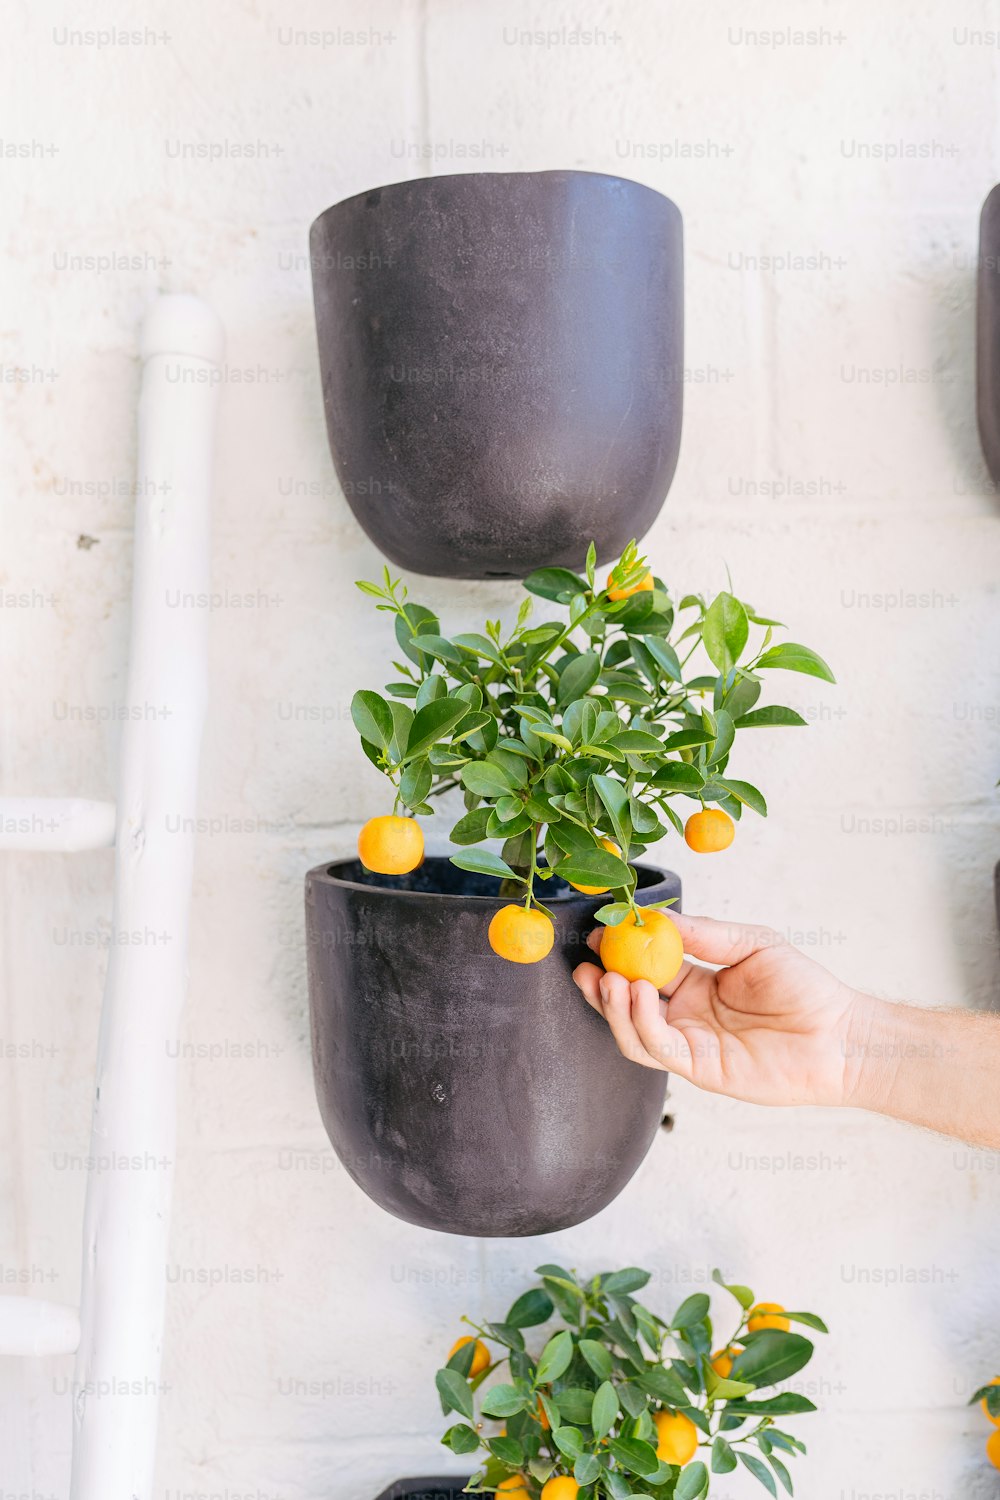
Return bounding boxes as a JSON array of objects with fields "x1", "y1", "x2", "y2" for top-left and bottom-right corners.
[
  {"x1": 373, "y1": 1481, "x2": 469, "y2": 1500},
  {"x1": 309, "y1": 170, "x2": 684, "y2": 579},
  {"x1": 978, "y1": 185, "x2": 1000, "y2": 481},
  {"x1": 305, "y1": 856, "x2": 678, "y2": 1237}
]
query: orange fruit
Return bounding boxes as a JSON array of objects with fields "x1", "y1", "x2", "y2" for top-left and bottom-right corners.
[
  {"x1": 710, "y1": 1345, "x2": 742, "y2": 1378},
  {"x1": 540, "y1": 1480, "x2": 579, "y2": 1500},
  {"x1": 447, "y1": 1334, "x2": 489, "y2": 1378},
  {"x1": 497, "y1": 1479, "x2": 531, "y2": 1498},
  {"x1": 747, "y1": 1302, "x2": 790, "y2": 1333},
  {"x1": 653, "y1": 1410, "x2": 698, "y2": 1465},
  {"x1": 488, "y1": 905, "x2": 555, "y2": 964},
  {"x1": 607, "y1": 568, "x2": 654, "y2": 601},
  {"x1": 357, "y1": 814, "x2": 424, "y2": 874},
  {"x1": 988, "y1": 1429, "x2": 1000, "y2": 1469},
  {"x1": 599, "y1": 907, "x2": 684, "y2": 988},
  {"x1": 981, "y1": 1376, "x2": 1000, "y2": 1424},
  {"x1": 568, "y1": 838, "x2": 621, "y2": 896},
  {"x1": 684, "y1": 808, "x2": 735, "y2": 854}
]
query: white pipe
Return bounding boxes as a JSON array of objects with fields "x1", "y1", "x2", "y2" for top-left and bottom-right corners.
[
  {"x1": 69, "y1": 294, "x2": 223, "y2": 1500},
  {"x1": 0, "y1": 798, "x2": 115, "y2": 852},
  {"x1": 0, "y1": 1296, "x2": 80, "y2": 1355}
]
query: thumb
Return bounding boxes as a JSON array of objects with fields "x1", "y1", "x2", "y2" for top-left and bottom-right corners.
[{"x1": 670, "y1": 912, "x2": 783, "y2": 967}]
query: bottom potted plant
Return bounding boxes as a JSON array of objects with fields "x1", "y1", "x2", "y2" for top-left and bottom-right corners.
[{"x1": 375, "y1": 1262, "x2": 828, "y2": 1499}]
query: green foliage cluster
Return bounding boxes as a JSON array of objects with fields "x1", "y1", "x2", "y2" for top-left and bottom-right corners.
[
  {"x1": 352, "y1": 542, "x2": 835, "y2": 919},
  {"x1": 437, "y1": 1262, "x2": 828, "y2": 1497}
]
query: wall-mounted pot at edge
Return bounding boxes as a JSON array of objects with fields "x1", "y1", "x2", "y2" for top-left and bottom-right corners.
[
  {"x1": 309, "y1": 170, "x2": 684, "y2": 579},
  {"x1": 305, "y1": 856, "x2": 679, "y2": 1237}
]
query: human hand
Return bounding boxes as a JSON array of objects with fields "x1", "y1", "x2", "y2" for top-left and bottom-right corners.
[{"x1": 573, "y1": 912, "x2": 866, "y2": 1108}]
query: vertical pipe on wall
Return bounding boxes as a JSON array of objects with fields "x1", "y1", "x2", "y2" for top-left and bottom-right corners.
[{"x1": 69, "y1": 295, "x2": 224, "y2": 1500}]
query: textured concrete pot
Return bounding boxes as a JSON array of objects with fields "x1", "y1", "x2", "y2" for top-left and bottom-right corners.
[
  {"x1": 309, "y1": 170, "x2": 684, "y2": 578},
  {"x1": 373, "y1": 1481, "x2": 469, "y2": 1500},
  {"x1": 978, "y1": 185, "x2": 1000, "y2": 481},
  {"x1": 305, "y1": 856, "x2": 679, "y2": 1236}
]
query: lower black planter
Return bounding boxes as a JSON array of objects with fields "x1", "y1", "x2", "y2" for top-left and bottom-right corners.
[
  {"x1": 978, "y1": 185, "x2": 1000, "y2": 482},
  {"x1": 305, "y1": 857, "x2": 679, "y2": 1236},
  {"x1": 374, "y1": 1482, "x2": 469, "y2": 1500},
  {"x1": 310, "y1": 170, "x2": 684, "y2": 578}
]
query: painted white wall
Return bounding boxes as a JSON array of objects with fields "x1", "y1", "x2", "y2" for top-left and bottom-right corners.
[{"x1": 1, "y1": 1, "x2": 999, "y2": 1497}]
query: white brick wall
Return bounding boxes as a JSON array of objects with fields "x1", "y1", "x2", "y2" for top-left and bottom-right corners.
[{"x1": 2, "y1": 1, "x2": 999, "y2": 1496}]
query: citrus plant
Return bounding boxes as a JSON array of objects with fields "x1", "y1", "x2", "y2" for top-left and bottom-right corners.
[
  {"x1": 970, "y1": 1377, "x2": 1000, "y2": 1469},
  {"x1": 352, "y1": 541, "x2": 835, "y2": 970},
  {"x1": 436, "y1": 1262, "x2": 828, "y2": 1497}
]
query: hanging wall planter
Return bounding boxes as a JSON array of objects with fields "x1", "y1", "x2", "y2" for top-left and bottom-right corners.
[
  {"x1": 977, "y1": 184, "x2": 1000, "y2": 481},
  {"x1": 373, "y1": 1480, "x2": 468, "y2": 1500},
  {"x1": 306, "y1": 856, "x2": 678, "y2": 1237},
  {"x1": 309, "y1": 170, "x2": 684, "y2": 579}
]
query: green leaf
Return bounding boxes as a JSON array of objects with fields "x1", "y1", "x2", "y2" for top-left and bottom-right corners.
[
  {"x1": 452, "y1": 632, "x2": 506, "y2": 665},
  {"x1": 641, "y1": 634, "x2": 683, "y2": 681},
  {"x1": 481, "y1": 1383, "x2": 529, "y2": 1418},
  {"x1": 554, "y1": 1387, "x2": 595, "y2": 1424},
  {"x1": 488, "y1": 1436, "x2": 525, "y2": 1466},
  {"x1": 649, "y1": 762, "x2": 706, "y2": 792},
  {"x1": 709, "y1": 778, "x2": 767, "y2": 816},
  {"x1": 573, "y1": 1453, "x2": 601, "y2": 1487},
  {"x1": 724, "y1": 1393, "x2": 816, "y2": 1416},
  {"x1": 672, "y1": 1293, "x2": 710, "y2": 1329},
  {"x1": 601, "y1": 1267, "x2": 653, "y2": 1294},
  {"x1": 706, "y1": 707, "x2": 735, "y2": 767},
  {"x1": 635, "y1": 1367, "x2": 689, "y2": 1406},
  {"x1": 450, "y1": 808, "x2": 492, "y2": 845},
  {"x1": 711, "y1": 1436, "x2": 738, "y2": 1474},
  {"x1": 406, "y1": 698, "x2": 471, "y2": 759},
  {"x1": 351, "y1": 689, "x2": 393, "y2": 752},
  {"x1": 435, "y1": 1367, "x2": 474, "y2": 1420},
  {"x1": 578, "y1": 1338, "x2": 615, "y2": 1380},
  {"x1": 608, "y1": 1436, "x2": 661, "y2": 1478},
  {"x1": 412, "y1": 633, "x2": 468, "y2": 667},
  {"x1": 712, "y1": 1270, "x2": 754, "y2": 1309},
  {"x1": 450, "y1": 850, "x2": 522, "y2": 881},
  {"x1": 395, "y1": 603, "x2": 440, "y2": 666},
  {"x1": 591, "y1": 773, "x2": 632, "y2": 851},
  {"x1": 704, "y1": 1369, "x2": 755, "y2": 1401},
  {"x1": 611, "y1": 730, "x2": 666, "y2": 755},
  {"x1": 399, "y1": 758, "x2": 432, "y2": 808},
  {"x1": 585, "y1": 541, "x2": 597, "y2": 588},
  {"x1": 592, "y1": 1381, "x2": 619, "y2": 1439},
  {"x1": 734, "y1": 705, "x2": 808, "y2": 729},
  {"x1": 663, "y1": 728, "x2": 714, "y2": 751},
  {"x1": 738, "y1": 1450, "x2": 777, "y2": 1496},
  {"x1": 703, "y1": 592, "x2": 749, "y2": 674},
  {"x1": 557, "y1": 850, "x2": 632, "y2": 891},
  {"x1": 461, "y1": 761, "x2": 516, "y2": 798},
  {"x1": 558, "y1": 650, "x2": 602, "y2": 704},
  {"x1": 731, "y1": 1332, "x2": 814, "y2": 1388},
  {"x1": 535, "y1": 1329, "x2": 574, "y2": 1385},
  {"x1": 505, "y1": 1288, "x2": 554, "y2": 1329},
  {"x1": 553, "y1": 1426, "x2": 584, "y2": 1463},
  {"x1": 676, "y1": 1461, "x2": 709, "y2": 1500},
  {"x1": 755, "y1": 642, "x2": 836, "y2": 683},
  {"x1": 782, "y1": 1311, "x2": 829, "y2": 1334},
  {"x1": 442, "y1": 1422, "x2": 481, "y2": 1454},
  {"x1": 415, "y1": 673, "x2": 447, "y2": 709},
  {"x1": 769, "y1": 1453, "x2": 794, "y2": 1495},
  {"x1": 523, "y1": 567, "x2": 589, "y2": 602}
]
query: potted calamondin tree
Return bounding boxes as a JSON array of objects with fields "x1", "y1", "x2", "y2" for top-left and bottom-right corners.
[
  {"x1": 304, "y1": 544, "x2": 835, "y2": 1235},
  {"x1": 424, "y1": 1263, "x2": 828, "y2": 1499}
]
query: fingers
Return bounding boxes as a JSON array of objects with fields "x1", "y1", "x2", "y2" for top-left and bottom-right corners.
[
  {"x1": 597, "y1": 970, "x2": 665, "y2": 1070},
  {"x1": 572, "y1": 963, "x2": 696, "y2": 1079},
  {"x1": 669, "y1": 911, "x2": 783, "y2": 967},
  {"x1": 629, "y1": 980, "x2": 695, "y2": 1079},
  {"x1": 573, "y1": 961, "x2": 606, "y2": 1014}
]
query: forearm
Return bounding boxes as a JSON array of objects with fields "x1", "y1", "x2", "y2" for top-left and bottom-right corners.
[{"x1": 845, "y1": 993, "x2": 1000, "y2": 1148}]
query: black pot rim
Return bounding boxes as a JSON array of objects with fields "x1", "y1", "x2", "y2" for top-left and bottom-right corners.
[
  {"x1": 306, "y1": 854, "x2": 675, "y2": 907},
  {"x1": 310, "y1": 168, "x2": 680, "y2": 240}
]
